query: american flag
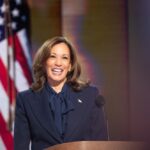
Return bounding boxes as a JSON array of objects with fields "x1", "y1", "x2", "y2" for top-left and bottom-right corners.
[{"x1": 0, "y1": 0, "x2": 32, "y2": 149}]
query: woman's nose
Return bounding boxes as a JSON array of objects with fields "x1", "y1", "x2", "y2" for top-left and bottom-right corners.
[{"x1": 55, "y1": 58, "x2": 62, "y2": 66}]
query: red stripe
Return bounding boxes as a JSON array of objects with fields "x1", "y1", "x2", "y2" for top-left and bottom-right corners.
[
  {"x1": 8, "y1": 36, "x2": 32, "y2": 85},
  {"x1": 0, "y1": 59, "x2": 16, "y2": 104},
  {"x1": 0, "y1": 113, "x2": 14, "y2": 150}
]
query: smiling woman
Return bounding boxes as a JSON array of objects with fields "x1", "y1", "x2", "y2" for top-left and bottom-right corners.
[
  {"x1": 31, "y1": 36, "x2": 87, "y2": 92},
  {"x1": 45, "y1": 43, "x2": 71, "y2": 93},
  {"x1": 14, "y1": 36, "x2": 108, "y2": 150}
]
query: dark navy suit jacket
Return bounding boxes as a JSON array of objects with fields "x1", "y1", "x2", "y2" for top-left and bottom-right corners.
[{"x1": 14, "y1": 85, "x2": 108, "y2": 150}]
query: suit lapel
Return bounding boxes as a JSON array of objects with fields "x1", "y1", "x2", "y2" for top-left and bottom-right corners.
[
  {"x1": 28, "y1": 88, "x2": 62, "y2": 142},
  {"x1": 64, "y1": 89, "x2": 90, "y2": 139}
]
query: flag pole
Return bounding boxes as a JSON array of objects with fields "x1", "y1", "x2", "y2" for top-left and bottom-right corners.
[{"x1": 3, "y1": 0, "x2": 16, "y2": 131}]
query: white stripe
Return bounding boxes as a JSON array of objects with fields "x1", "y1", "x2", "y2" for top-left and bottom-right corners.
[
  {"x1": 0, "y1": 136, "x2": 6, "y2": 150},
  {"x1": 0, "y1": 39, "x2": 8, "y2": 67},
  {"x1": 0, "y1": 82, "x2": 9, "y2": 122},
  {"x1": 17, "y1": 29, "x2": 32, "y2": 68},
  {"x1": 15, "y1": 61, "x2": 30, "y2": 91}
]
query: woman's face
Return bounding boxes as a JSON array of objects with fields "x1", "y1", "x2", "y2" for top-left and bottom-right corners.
[{"x1": 45, "y1": 42, "x2": 71, "y2": 86}]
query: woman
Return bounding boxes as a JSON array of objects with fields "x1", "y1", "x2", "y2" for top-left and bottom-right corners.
[{"x1": 14, "y1": 36, "x2": 108, "y2": 150}]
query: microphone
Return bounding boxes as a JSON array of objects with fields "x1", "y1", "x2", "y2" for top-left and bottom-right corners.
[{"x1": 95, "y1": 95, "x2": 105, "y2": 107}]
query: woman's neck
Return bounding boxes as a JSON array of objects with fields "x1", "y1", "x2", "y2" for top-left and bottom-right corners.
[
  {"x1": 52, "y1": 85, "x2": 63, "y2": 93},
  {"x1": 48, "y1": 80, "x2": 66, "y2": 93}
]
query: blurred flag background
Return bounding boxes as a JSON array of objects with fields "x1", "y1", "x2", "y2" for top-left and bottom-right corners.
[{"x1": 0, "y1": 0, "x2": 32, "y2": 149}]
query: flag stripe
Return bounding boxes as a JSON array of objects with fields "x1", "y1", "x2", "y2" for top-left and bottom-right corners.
[
  {"x1": 0, "y1": 136, "x2": 6, "y2": 150},
  {"x1": 0, "y1": 113, "x2": 13, "y2": 150},
  {"x1": 11, "y1": 35, "x2": 32, "y2": 84},
  {"x1": 0, "y1": 39, "x2": 8, "y2": 67},
  {"x1": 0, "y1": 82, "x2": 9, "y2": 122},
  {"x1": 0, "y1": 59, "x2": 16, "y2": 104},
  {"x1": 15, "y1": 60, "x2": 30, "y2": 91},
  {"x1": 18, "y1": 29, "x2": 32, "y2": 68}
]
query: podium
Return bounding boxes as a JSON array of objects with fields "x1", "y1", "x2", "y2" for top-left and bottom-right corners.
[{"x1": 45, "y1": 141, "x2": 149, "y2": 150}]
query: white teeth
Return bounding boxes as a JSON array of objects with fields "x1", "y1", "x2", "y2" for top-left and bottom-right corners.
[
  {"x1": 52, "y1": 68, "x2": 62, "y2": 72},
  {"x1": 52, "y1": 68, "x2": 63, "y2": 75}
]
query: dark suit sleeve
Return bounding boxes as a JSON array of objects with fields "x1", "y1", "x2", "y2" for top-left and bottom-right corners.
[
  {"x1": 14, "y1": 93, "x2": 31, "y2": 150},
  {"x1": 90, "y1": 89, "x2": 108, "y2": 140}
]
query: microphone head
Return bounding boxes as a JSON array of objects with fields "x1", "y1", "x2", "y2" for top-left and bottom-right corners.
[{"x1": 95, "y1": 95, "x2": 105, "y2": 107}]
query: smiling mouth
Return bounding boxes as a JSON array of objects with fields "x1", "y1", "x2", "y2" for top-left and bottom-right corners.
[{"x1": 52, "y1": 68, "x2": 63, "y2": 75}]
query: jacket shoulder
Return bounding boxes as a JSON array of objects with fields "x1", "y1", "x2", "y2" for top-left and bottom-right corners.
[
  {"x1": 82, "y1": 84, "x2": 99, "y2": 92},
  {"x1": 79, "y1": 84, "x2": 99, "y2": 97},
  {"x1": 17, "y1": 88, "x2": 34, "y2": 97}
]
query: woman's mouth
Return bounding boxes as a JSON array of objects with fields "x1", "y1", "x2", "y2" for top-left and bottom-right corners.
[{"x1": 52, "y1": 68, "x2": 63, "y2": 75}]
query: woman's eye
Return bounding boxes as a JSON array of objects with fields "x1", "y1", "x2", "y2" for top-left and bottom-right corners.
[
  {"x1": 50, "y1": 55, "x2": 55, "y2": 58},
  {"x1": 63, "y1": 56, "x2": 69, "y2": 60}
]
